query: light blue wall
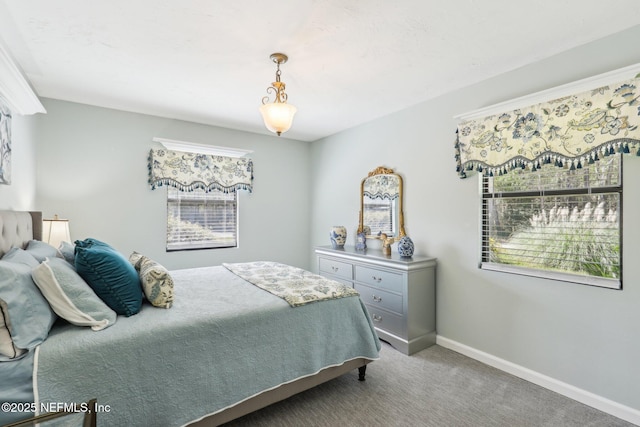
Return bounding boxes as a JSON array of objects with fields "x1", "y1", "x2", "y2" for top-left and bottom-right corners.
[
  {"x1": 0, "y1": 112, "x2": 38, "y2": 210},
  {"x1": 6, "y1": 22, "x2": 640, "y2": 417},
  {"x1": 310, "y1": 25, "x2": 640, "y2": 412},
  {"x1": 34, "y1": 99, "x2": 312, "y2": 270}
]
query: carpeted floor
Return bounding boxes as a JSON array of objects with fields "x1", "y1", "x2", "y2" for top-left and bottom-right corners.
[{"x1": 223, "y1": 341, "x2": 634, "y2": 427}]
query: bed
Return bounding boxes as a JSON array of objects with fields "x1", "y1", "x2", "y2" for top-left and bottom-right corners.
[{"x1": 0, "y1": 210, "x2": 380, "y2": 426}]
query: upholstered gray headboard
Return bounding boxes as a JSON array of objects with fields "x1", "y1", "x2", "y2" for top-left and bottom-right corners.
[{"x1": 0, "y1": 211, "x2": 42, "y2": 257}]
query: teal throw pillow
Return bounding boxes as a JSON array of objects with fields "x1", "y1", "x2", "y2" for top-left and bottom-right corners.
[{"x1": 74, "y1": 238, "x2": 142, "y2": 317}]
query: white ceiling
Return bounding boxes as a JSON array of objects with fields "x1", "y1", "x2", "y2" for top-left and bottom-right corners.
[{"x1": 1, "y1": 0, "x2": 639, "y2": 141}]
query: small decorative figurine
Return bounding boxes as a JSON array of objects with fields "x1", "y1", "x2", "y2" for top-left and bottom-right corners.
[{"x1": 380, "y1": 233, "x2": 394, "y2": 256}]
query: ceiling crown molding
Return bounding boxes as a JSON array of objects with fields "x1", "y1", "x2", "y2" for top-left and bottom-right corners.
[
  {"x1": 454, "y1": 63, "x2": 640, "y2": 121},
  {"x1": 0, "y1": 41, "x2": 45, "y2": 115},
  {"x1": 152, "y1": 137, "x2": 253, "y2": 158}
]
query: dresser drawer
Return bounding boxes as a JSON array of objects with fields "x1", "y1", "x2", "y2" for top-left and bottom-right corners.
[
  {"x1": 366, "y1": 305, "x2": 404, "y2": 337},
  {"x1": 355, "y1": 265, "x2": 402, "y2": 293},
  {"x1": 319, "y1": 257, "x2": 353, "y2": 280},
  {"x1": 355, "y1": 284, "x2": 402, "y2": 314}
]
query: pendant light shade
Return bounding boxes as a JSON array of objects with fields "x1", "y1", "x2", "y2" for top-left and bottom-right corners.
[
  {"x1": 259, "y1": 102, "x2": 297, "y2": 136},
  {"x1": 260, "y1": 53, "x2": 297, "y2": 136}
]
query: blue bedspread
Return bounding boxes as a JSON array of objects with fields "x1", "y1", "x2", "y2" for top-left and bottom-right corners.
[
  {"x1": 34, "y1": 265, "x2": 380, "y2": 426},
  {"x1": 0, "y1": 350, "x2": 35, "y2": 425}
]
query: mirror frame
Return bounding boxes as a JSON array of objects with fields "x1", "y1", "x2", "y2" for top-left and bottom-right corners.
[{"x1": 358, "y1": 166, "x2": 406, "y2": 242}]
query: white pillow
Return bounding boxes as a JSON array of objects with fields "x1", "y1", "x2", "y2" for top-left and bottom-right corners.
[{"x1": 31, "y1": 257, "x2": 117, "y2": 331}]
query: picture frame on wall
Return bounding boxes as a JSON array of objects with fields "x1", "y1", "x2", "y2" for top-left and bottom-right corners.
[{"x1": 0, "y1": 100, "x2": 11, "y2": 185}]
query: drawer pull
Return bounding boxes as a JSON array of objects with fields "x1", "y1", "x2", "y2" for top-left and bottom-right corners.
[
  {"x1": 372, "y1": 314, "x2": 382, "y2": 322},
  {"x1": 372, "y1": 295, "x2": 382, "y2": 303},
  {"x1": 372, "y1": 276, "x2": 382, "y2": 283},
  {"x1": 331, "y1": 266, "x2": 339, "y2": 272}
]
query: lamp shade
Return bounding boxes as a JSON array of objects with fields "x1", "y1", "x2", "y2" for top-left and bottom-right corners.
[
  {"x1": 259, "y1": 102, "x2": 297, "y2": 136},
  {"x1": 42, "y1": 216, "x2": 71, "y2": 249}
]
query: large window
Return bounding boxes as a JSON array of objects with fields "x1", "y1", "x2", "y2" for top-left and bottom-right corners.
[
  {"x1": 481, "y1": 154, "x2": 622, "y2": 289},
  {"x1": 166, "y1": 187, "x2": 237, "y2": 251}
]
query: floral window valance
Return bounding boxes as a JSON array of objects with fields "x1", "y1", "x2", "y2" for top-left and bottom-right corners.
[
  {"x1": 363, "y1": 174, "x2": 400, "y2": 200},
  {"x1": 455, "y1": 75, "x2": 640, "y2": 178},
  {"x1": 148, "y1": 149, "x2": 253, "y2": 193}
]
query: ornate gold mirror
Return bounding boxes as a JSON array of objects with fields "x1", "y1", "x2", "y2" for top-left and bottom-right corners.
[{"x1": 357, "y1": 166, "x2": 406, "y2": 244}]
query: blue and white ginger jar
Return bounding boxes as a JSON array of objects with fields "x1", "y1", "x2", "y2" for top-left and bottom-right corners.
[
  {"x1": 397, "y1": 236, "x2": 414, "y2": 257},
  {"x1": 330, "y1": 226, "x2": 347, "y2": 249}
]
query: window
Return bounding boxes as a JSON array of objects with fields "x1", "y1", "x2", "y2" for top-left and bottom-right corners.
[
  {"x1": 166, "y1": 187, "x2": 237, "y2": 251},
  {"x1": 481, "y1": 154, "x2": 622, "y2": 289},
  {"x1": 363, "y1": 195, "x2": 397, "y2": 236}
]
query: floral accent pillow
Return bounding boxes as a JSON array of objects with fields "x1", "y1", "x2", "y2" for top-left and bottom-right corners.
[{"x1": 129, "y1": 252, "x2": 174, "y2": 309}]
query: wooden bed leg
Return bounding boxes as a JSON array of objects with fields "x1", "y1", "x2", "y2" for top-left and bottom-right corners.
[{"x1": 358, "y1": 365, "x2": 367, "y2": 381}]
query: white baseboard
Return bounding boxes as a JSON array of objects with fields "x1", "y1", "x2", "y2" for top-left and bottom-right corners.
[{"x1": 436, "y1": 335, "x2": 640, "y2": 426}]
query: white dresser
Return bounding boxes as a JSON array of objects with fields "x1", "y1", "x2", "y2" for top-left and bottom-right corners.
[{"x1": 315, "y1": 245, "x2": 436, "y2": 355}]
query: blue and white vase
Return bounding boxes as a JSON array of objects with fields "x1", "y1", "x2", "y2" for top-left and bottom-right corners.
[
  {"x1": 397, "y1": 236, "x2": 414, "y2": 257},
  {"x1": 330, "y1": 226, "x2": 347, "y2": 249}
]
